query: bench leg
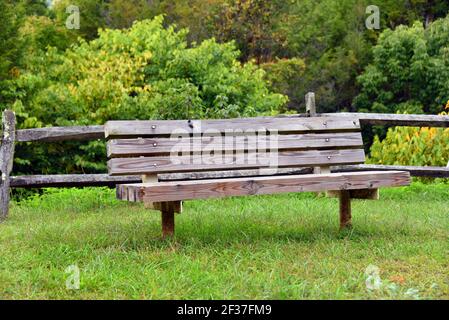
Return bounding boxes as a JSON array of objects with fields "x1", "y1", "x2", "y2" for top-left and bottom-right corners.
[
  {"x1": 161, "y1": 202, "x2": 175, "y2": 238},
  {"x1": 339, "y1": 190, "x2": 352, "y2": 230}
]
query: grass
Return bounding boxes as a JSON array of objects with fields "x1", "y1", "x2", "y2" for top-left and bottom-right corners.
[{"x1": 0, "y1": 182, "x2": 448, "y2": 300}]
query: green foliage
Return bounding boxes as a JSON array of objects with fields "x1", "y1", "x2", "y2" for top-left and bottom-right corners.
[
  {"x1": 261, "y1": 58, "x2": 306, "y2": 111},
  {"x1": 0, "y1": 0, "x2": 22, "y2": 104},
  {"x1": 24, "y1": 0, "x2": 449, "y2": 115},
  {"x1": 18, "y1": 15, "x2": 76, "y2": 68},
  {"x1": 369, "y1": 108, "x2": 449, "y2": 167},
  {"x1": 11, "y1": 16, "x2": 287, "y2": 174},
  {"x1": 369, "y1": 126, "x2": 449, "y2": 166},
  {"x1": 355, "y1": 16, "x2": 449, "y2": 115},
  {"x1": 213, "y1": 0, "x2": 287, "y2": 63}
]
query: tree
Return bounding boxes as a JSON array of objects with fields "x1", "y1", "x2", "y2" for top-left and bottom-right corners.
[
  {"x1": 213, "y1": 0, "x2": 288, "y2": 63},
  {"x1": 105, "y1": 0, "x2": 160, "y2": 29},
  {"x1": 0, "y1": 0, "x2": 22, "y2": 107},
  {"x1": 354, "y1": 15, "x2": 449, "y2": 115}
]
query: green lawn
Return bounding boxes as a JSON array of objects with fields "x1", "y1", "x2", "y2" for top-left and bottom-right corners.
[{"x1": 0, "y1": 182, "x2": 448, "y2": 299}]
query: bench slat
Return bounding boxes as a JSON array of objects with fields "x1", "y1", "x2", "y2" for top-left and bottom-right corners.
[
  {"x1": 117, "y1": 171, "x2": 411, "y2": 202},
  {"x1": 105, "y1": 117, "x2": 360, "y2": 138},
  {"x1": 107, "y1": 132, "x2": 363, "y2": 157},
  {"x1": 108, "y1": 149, "x2": 366, "y2": 175}
]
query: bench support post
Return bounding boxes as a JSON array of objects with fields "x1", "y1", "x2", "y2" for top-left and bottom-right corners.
[
  {"x1": 339, "y1": 190, "x2": 352, "y2": 230},
  {"x1": 161, "y1": 202, "x2": 175, "y2": 238}
]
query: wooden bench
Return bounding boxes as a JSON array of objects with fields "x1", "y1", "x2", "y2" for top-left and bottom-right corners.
[{"x1": 105, "y1": 117, "x2": 411, "y2": 237}]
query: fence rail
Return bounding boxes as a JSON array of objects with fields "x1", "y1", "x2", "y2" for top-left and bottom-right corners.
[
  {"x1": 1, "y1": 106, "x2": 448, "y2": 219},
  {"x1": 14, "y1": 113, "x2": 449, "y2": 143}
]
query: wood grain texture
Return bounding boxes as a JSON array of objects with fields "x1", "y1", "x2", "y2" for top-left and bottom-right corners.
[
  {"x1": 16, "y1": 125, "x2": 104, "y2": 142},
  {"x1": 108, "y1": 149, "x2": 366, "y2": 175},
  {"x1": 332, "y1": 164, "x2": 449, "y2": 178},
  {"x1": 161, "y1": 202, "x2": 175, "y2": 237},
  {"x1": 117, "y1": 171, "x2": 411, "y2": 202},
  {"x1": 13, "y1": 112, "x2": 449, "y2": 144},
  {"x1": 0, "y1": 111, "x2": 16, "y2": 220},
  {"x1": 305, "y1": 92, "x2": 317, "y2": 117},
  {"x1": 104, "y1": 117, "x2": 360, "y2": 138},
  {"x1": 107, "y1": 132, "x2": 363, "y2": 157},
  {"x1": 158, "y1": 167, "x2": 313, "y2": 181},
  {"x1": 323, "y1": 113, "x2": 449, "y2": 127},
  {"x1": 10, "y1": 174, "x2": 141, "y2": 188},
  {"x1": 339, "y1": 190, "x2": 352, "y2": 229}
]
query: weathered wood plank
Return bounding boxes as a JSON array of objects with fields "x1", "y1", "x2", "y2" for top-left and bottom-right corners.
[
  {"x1": 118, "y1": 171, "x2": 411, "y2": 202},
  {"x1": 10, "y1": 174, "x2": 141, "y2": 188},
  {"x1": 108, "y1": 149, "x2": 366, "y2": 175},
  {"x1": 0, "y1": 111, "x2": 16, "y2": 220},
  {"x1": 107, "y1": 132, "x2": 363, "y2": 157},
  {"x1": 8, "y1": 163, "x2": 444, "y2": 190},
  {"x1": 158, "y1": 167, "x2": 313, "y2": 181},
  {"x1": 12, "y1": 112, "x2": 449, "y2": 144},
  {"x1": 104, "y1": 117, "x2": 360, "y2": 138},
  {"x1": 306, "y1": 92, "x2": 316, "y2": 117},
  {"x1": 9, "y1": 168, "x2": 314, "y2": 188},
  {"x1": 321, "y1": 113, "x2": 449, "y2": 127},
  {"x1": 16, "y1": 125, "x2": 104, "y2": 142},
  {"x1": 332, "y1": 164, "x2": 449, "y2": 178}
]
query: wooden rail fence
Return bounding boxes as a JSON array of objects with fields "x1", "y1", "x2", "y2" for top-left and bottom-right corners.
[{"x1": 1, "y1": 97, "x2": 448, "y2": 219}]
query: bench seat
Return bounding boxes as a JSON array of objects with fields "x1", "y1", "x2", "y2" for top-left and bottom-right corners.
[{"x1": 116, "y1": 171, "x2": 410, "y2": 203}]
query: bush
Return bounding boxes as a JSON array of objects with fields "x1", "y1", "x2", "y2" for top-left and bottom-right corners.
[
  {"x1": 368, "y1": 106, "x2": 449, "y2": 168},
  {"x1": 10, "y1": 16, "x2": 287, "y2": 174},
  {"x1": 355, "y1": 16, "x2": 449, "y2": 115}
]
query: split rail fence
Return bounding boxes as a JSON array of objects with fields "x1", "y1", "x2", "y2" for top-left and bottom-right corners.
[{"x1": 1, "y1": 94, "x2": 448, "y2": 219}]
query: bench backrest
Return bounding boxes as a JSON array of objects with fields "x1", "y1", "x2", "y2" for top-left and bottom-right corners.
[{"x1": 105, "y1": 117, "x2": 365, "y2": 176}]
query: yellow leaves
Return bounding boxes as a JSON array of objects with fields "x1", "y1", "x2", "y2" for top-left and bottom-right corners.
[
  {"x1": 9, "y1": 67, "x2": 20, "y2": 78},
  {"x1": 369, "y1": 125, "x2": 449, "y2": 167}
]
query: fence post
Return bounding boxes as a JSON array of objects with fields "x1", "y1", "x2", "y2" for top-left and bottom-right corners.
[
  {"x1": 305, "y1": 92, "x2": 316, "y2": 117},
  {"x1": 0, "y1": 110, "x2": 16, "y2": 221}
]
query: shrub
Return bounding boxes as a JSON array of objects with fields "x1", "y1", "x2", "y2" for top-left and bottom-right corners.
[
  {"x1": 355, "y1": 16, "x2": 449, "y2": 115},
  {"x1": 368, "y1": 105, "x2": 449, "y2": 168}
]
